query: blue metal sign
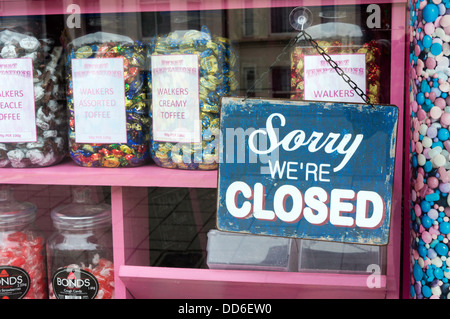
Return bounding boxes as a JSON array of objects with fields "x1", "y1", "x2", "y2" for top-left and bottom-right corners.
[{"x1": 216, "y1": 97, "x2": 398, "y2": 245}]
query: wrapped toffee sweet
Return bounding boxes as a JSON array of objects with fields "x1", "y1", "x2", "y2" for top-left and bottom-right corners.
[
  {"x1": 66, "y1": 32, "x2": 150, "y2": 167},
  {"x1": 0, "y1": 30, "x2": 66, "y2": 168},
  {"x1": 148, "y1": 26, "x2": 238, "y2": 170}
]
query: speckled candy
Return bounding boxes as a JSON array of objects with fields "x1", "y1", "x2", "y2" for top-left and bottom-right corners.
[{"x1": 409, "y1": 0, "x2": 450, "y2": 299}]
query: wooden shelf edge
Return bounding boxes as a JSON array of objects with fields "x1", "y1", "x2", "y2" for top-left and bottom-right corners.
[{"x1": 118, "y1": 265, "x2": 387, "y2": 299}]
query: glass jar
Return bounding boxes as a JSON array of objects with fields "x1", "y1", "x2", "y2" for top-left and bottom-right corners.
[
  {"x1": 0, "y1": 186, "x2": 47, "y2": 299},
  {"x1": 47, "y1": 186, "x2": 114, "y2": 299}
]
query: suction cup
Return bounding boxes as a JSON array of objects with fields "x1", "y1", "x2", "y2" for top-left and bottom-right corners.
[{"x1": 289, "y1": 7, "x2": 313, "y2": 31}]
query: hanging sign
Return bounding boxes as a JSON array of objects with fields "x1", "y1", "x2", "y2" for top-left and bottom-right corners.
[{"x1": 216, "y1": 97, "x2": 398, "y2": 245}]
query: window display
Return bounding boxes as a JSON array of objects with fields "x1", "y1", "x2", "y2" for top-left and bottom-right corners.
[{"x1": 0, "y1": 0, "x2": 406, "y2": 300}]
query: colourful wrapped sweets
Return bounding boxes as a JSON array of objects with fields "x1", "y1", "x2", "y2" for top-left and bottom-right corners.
[
  {"x1": 66, "y1": 32, "x2": 150, "y2": 167},
  {"x1": 0, "y1": 29, "x2": 66, "y2": 168},
  {"x1": 290, "y1": 40, "x2": 381, "y2": 104},
  {"x1": 148, "y1": 26, "x2": 238, "y2": 170}
]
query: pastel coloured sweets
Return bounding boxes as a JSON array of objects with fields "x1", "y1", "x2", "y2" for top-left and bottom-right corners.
[{"x1": 409, "y1": 0, "x2": 450, "y2": 299}]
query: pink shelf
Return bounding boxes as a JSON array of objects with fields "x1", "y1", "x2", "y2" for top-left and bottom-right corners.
[
  {"x1": 0, "y1": 159, "x2": 218, "y2": 188},
  {"x1": 119, "y1": 265, "x2": 387, "y2": 299}
]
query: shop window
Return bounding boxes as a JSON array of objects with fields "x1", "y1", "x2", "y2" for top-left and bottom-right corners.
[
  {"x1": 270, "y1": 7, "x2": 294, "y2": 34},
  {"x1": 148, "y1": 187, "x2": 217, "y2": 268},
  {"x1": 271, "y1": 66, "x2": 290, "y2": 98},
  {"x1": 0, "y1": 2, "x2": 395, "y2": 283},
  {"x1": 243, "y1": 9, "x2": 254, "y2": 37},
  {"x1": 243, "y1": 66, "x2": 256, "y2": 97}
]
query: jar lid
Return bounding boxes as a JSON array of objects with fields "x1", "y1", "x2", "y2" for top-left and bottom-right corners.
[
  {"x1": 0, "y1": 186, "x2": 36, "y2": 228},
  {"x1": 50, "y1": 187, "x2": 111, "y2": 230}
]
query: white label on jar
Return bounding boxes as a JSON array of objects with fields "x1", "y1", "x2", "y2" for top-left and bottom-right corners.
[
  {"x1": 303, "y1": 53, "x2": 366, "y2": 103},
  {"x1": 151, "y1": 54, "x2": 201, "y2": 143},
  {"x1": 0, "y1": 58, "x2": 37, "y2": 143},
  {"x1": 72, "y1": 58, "x2": 127, "y2": 144}
]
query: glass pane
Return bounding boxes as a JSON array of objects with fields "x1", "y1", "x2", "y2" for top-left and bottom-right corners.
[
  {"x1": 298, "y1": 239, "x2": 386, "y2": 274},
  {"x1": 147, "y1": 187, "x2": 216, "y2": 268},
  {"x1": 0, "y1": 2, "x2": 393, "y2": 276}
]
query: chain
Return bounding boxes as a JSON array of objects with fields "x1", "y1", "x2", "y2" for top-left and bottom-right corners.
[{"x1": 243, "y1": 30, "x2": 374, "y2": 108}]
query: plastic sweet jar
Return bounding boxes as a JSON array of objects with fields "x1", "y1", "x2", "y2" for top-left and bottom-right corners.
[
  {"x1": 66, "y1": 32, "x2": 150, "y2": 168},
  {"x1": 0, "y1": 29, "x2": 66, "y2": 168},
  {"x1": 46, "y1": 187, "x2": 114, "y2": 299},
  {"x1": 148, "y1": 25, "x2": 238, "y2": 170},
  {"x1": 0, "y1": 186, "x2": 47, "y2": 299},
  {"x1": 290, "y1": 6, "x2": 385, "y2": 104}
]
